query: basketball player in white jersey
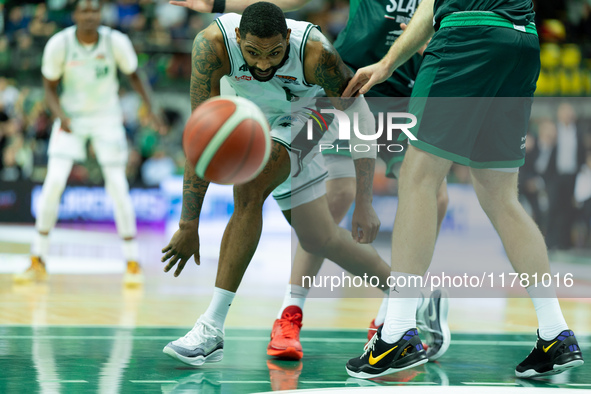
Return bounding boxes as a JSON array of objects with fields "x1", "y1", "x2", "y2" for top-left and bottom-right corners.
[
  {"x1": 14, "y1": 0, "x2": 162, "y2": 287},
  {"x1": 160, "y1": 2, "x2": 416, "y2": 367},
  {"x1": 170, "y1": 0, "x2": 450, "y2": 363}
]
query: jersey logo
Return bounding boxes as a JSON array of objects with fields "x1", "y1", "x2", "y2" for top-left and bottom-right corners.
[
  {"x1": 276, "y1": 75, "x2": 299, "y2": 85},
  {"x1": 239, "y1": 64, "x2": 248, "y2": 71},
  {"x1": 282, "y1": 87, "x2": 298, "y2": 102},
  {"x1": 95, "y1": 53, "x2": 106, "y2": 60},
  {"x1": 95, "y1": 65, "x2": 109, "y2": 78},
  {"x1": 234, "y1": 75, "x2": 252, "y2": 81},
  {"x1": 278, "y1": 122, "x2": 292, "y2": 128}
]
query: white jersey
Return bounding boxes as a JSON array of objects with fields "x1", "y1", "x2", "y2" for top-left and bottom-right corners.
[
  {"x1": 42, "y1": 26, "x2": 138, "y2": 120},
  {"x1": 215, "y1": 13, "x2": 325, "y2": 121}
]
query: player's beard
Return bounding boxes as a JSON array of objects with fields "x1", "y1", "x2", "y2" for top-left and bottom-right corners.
[{"x1": 245, "y1": 45, "x2": 290, "y2": 82}]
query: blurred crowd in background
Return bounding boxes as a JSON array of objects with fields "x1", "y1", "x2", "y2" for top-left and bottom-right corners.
[{"x1": 1, "y1": 0, "x2": 591, "y2": 248}]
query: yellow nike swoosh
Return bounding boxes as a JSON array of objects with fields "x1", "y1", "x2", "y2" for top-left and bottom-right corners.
[
  {"x1": 369, "y1": 346, "x2": 398, "y2": 365},
  {"x1": 543, "y1": 341, "x2": 557, "y2": 353}
]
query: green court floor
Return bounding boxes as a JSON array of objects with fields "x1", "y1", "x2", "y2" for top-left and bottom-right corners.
[{"x1": 0, "y1": 326, "x2": 589, "y2": 393}]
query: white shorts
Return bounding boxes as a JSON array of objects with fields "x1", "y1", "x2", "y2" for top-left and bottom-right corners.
[
  {"x1": 323, "y1": 154, "x2": 355, "y2": 180},
  {"x1": 267, "y1": 114, "x2": 328, "y2": 211},
  {"x1": 272, "y1": 153, "x2": 328, "y2": 211},
  {"x1": 48, "y1": 117, "x2": 128, "y2": 165}
]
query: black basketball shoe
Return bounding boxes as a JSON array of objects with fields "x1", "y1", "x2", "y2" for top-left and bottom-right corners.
[
  {"x1": 516, "y1": 329, "x2": 584, "y2": 378},
  {"x1": 346, "y1": 327, "x2": 428, "y2": 379}
]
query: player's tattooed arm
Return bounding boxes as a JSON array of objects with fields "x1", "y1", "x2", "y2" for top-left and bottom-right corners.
[
  {"x1": 180, "y1": 161, "x2": 209, "y2": 222},
  {"x1": 190, "y1": 23, "x2": 230, "y2": 111},
  {"x1": 303, "y1": 28, "x2": 354, "y2": 109},
  {"x1": 181, "y1": 23, "x2": 231, "y2": 226}
]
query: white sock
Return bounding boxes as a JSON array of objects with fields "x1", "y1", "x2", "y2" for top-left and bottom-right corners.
[
  {"x1": 374, "y1": 295, "x2": 388, "y2": 326},
  {"x1": 204, "y1": 287, "x2": 235, "y2": 330},
  {"x1": 527, "y1": 283, "x2": 569, "y2": 340},
  {"x1": 121, "y1": 238, "x2": 139, "y2": 262},
  {"x1": 381, "y1": 272, "x2": 422, "y2": 344},
  {"x1": 277, "y1": 284, "x2": 309, "y2": 318},
  {"x1": 32, "y1": 233, "x2": 50, "y2": 261}
]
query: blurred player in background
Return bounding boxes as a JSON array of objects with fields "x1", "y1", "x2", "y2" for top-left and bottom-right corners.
[
  {"x1": 14, "y1": 0, "x2": 162, "y2": 287},
  {"x1": 170, "y1": 0, "x2": 450, "y2": 362}
]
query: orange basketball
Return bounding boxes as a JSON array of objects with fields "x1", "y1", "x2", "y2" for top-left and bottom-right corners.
[{"x1": 183, "y1": 96, "x2": 271, "y2": 185}]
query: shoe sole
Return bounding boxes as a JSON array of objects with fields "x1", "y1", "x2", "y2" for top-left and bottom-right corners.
[
  {"x1": 515, "y1": 359, "x2": 584, "y2": 378},
  {"x1": 345, "y1": 357, "x2": 428, "y2": 379},
  {"x1": 163, "y1": 346, "x2": 223, "y2": 366},
  {"x1": 267, "y1": 346, "x2": 303, "y2": 360},
  {"x1": 427, "y1": 291, "x2": 450, "y2": 361}
]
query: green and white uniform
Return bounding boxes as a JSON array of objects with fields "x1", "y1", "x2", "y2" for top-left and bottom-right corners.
[
  {"x1": 42, "y1": 26, "x2": 137, "y2": 165},
  {"x1": 409, "y1": 0, "x2": 540, "y2": 169},
  {"x1": 216, "y1": 13, "x2": 334, "y2": 210},
  {"x1": 326, "y1": 0, "x2": 424, "y2": 177}
]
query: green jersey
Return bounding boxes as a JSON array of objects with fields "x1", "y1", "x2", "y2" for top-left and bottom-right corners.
[
  {"x1": 334, "y1": 0, "x2": 423, "y2": 97},
  {"x1": 434, "y1": 0, "x2": 535, "y2": 27}
]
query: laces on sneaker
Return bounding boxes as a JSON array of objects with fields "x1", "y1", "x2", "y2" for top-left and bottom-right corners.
[
  {"x1": 362, "y1": 333, "x2": 379, "y2": 358},
  {"x1": 178, "y1": 320, "x2": 216, "y2": 346},
  {"x1": 278, "y1": 311, "x2": 302, "y2": 339}
]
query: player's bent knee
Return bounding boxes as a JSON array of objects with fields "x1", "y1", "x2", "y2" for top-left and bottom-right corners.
[
  {"x1": 436, "y1": 186, "x2": 449, "y2": 214},
  {"x1": 299, "y1": 233, "x2": 331, "y2": 256}
]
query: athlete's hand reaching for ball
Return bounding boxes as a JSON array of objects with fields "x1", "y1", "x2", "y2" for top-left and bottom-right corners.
[{"x1": 161, "y1": 223, "x2": 201, "y2": 276}]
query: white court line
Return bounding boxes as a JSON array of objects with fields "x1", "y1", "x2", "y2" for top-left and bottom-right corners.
[
  {"x1": 1, "y1": 335, "x2": 590, "y2": 347},
  {"x1": 130, "y1": 380, "x2": 179, "y2": 384},
  {"x1": 37, "y1": 380, "x2": 88, "y2": 383},
  {"x1": 218, "y1": 381, "x2": 270, "y2": 384},
  {"x1": 380, "y1": 382, "x2": 439, "y2": 385},
  {"x1": 462, "y1": 383, "x2": 518, "y2": 386}
]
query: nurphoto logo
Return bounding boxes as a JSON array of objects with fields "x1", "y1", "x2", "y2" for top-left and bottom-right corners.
[{"x1": 307, "y1": 108, "x2": 417, "y2": 153}]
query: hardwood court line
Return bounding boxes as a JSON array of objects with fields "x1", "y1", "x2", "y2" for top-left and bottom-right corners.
[
  {"x1": 37, "y1": 380, "x2": 88, "y2": 383},
  {"x1": 218, "y1": 381, "x2": 271, "y2": 384},
  {"x1": 129, "y1": 380, "x2": 179, "y2": 384},
  {"x1": 3, "y1": 334, "x2": 590, "y2": 347},
  {"x1": 302, "y1": 381, "x2": 439, "y2": 385}
]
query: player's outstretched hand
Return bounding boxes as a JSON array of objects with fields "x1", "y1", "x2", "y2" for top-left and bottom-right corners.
[
  {"x1": 59, "y1": 116, "x2": 72, "y2": 133},
  {"x1": 169, "y1": 0, "x2": 213, "y2": 12},
  {"x1": 351, "y1": 201, "x2": 380, "y2": 244},
  {"x1": 342, "y1": 61, "x2": 393, "y2": 98},
  {"x1": 161, "y1": 225, "x2": 201, "y2": 277},
  {"x1": 149, "y1": 111, "x2": 168, "y2": 135}
]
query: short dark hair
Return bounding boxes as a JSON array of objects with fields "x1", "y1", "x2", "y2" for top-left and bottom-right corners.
[
  {"x1": 239, "y1": 2, "x2": 287, "y2": 39},
  {"x1": 72, "y1": 0, "x2": 102, "y2": 10}
]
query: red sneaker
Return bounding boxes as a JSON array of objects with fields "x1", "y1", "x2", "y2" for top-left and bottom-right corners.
[
  {"x1": 267, "y1": 305, "x2": 303, "y2": 360},
  {"x1": 267, "y1": 360, "x2": 303, "y2": 391},
  {"x1": 367, "y1": 318, "x2": 382, "y2": 342}
]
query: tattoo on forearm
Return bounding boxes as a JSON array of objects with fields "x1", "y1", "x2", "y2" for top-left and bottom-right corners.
[
  {"x1": 190, "y1": 32, "x2": 222, "y2": 110},
  {"x1": 181, "y1": 164, "x2": 209, "y2": 221},
  {"x1": 355, "y1": 158, "x2": 375, "y2": 197}
]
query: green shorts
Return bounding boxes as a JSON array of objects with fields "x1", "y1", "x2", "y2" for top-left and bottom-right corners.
[
  {"x1": 409, "y1": 14, "x2": 541, "y2": 169},
  {"x1": 322, "y1": 96, "x2": 410, "y2": 178}
]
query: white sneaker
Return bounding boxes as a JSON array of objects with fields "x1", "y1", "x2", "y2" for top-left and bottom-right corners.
[
  {"x1": 416, "y1": 288, "x2": 450, "y2": 361},
  {"x1": 163, "y1": 316, "x2": 224, "y2": 366}
]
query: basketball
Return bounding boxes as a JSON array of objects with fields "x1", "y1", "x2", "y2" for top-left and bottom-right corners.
[{"x1": 182, "y1": 96, "x2": 271, "y2": 185}]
